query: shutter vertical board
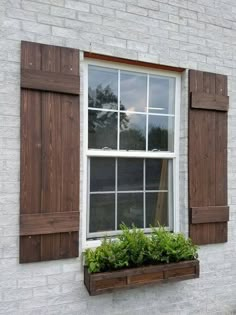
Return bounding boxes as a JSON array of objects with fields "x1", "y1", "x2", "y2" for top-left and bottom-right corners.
[
  {"x1": 189, "y1": 70, "x2": 229, "y2": 245},
  {"x1": 20, "y1": 41, "x2": 80, "y2": 263},
  {"x1": 60, "y1": 95, "x2": 80, "y2": 258},
  {"x1": 60, "y1": 47, "x2": 80, "y2": 259}
]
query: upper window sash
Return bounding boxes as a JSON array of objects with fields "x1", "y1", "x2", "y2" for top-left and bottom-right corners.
[{"x1": 84, "y1": 59, "x2": 181, "y2": 157}]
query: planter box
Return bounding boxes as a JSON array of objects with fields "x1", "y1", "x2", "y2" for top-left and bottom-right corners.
[{"x1": 84, "y1": 260, "x2": 199, "y2": 295}]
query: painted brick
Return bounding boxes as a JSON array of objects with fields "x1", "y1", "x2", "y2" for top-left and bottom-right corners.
[
  {"x1": 6, "y1": 8, "x2": 36, "y2": 21},
  {"x1": 104, "y1": 0, "x2": 126, "y2": 11},
  {"x1": 22, "y1": 0, "x2": 50, "y2": 14},
  {"x1": 91, "y1": 4, "x2": 115, "y2": 16},
  {"x1": 77, "y1": 12, "x2": 103, "y2": 24},
  {"x1": 1, "y1": 0, "x2": 236, "y2": 314},
  {"x1": 52, "y1": 26, "x2": 79, "y2": 39},
  {"x1": 104, "y1": 36, "x2": 126, "y2": 48},
  {"x1": 127, "y1": 4, "x2": 148, "y2": 16},
  {"x1": 22, "y1": 21, "x2": 51, "y2": 35},
  {"x1": 18, "y1": 277, "x2": 47, "y2": 289},
  {"x1": 65, "y1": 0, "x2": 90, "y2": 12},
  {"x1": 127, "y1": 40, "x2": 148, "y2": 52},
  {"x1": 3, "y1": 288, "x2": 33, "y2": 302},
  {"x1": 51, "y1": 5, "x2": 76, "y2": 19},
  {"x1": 37, "y1": 13, "x2": 65, "y2": 26}
]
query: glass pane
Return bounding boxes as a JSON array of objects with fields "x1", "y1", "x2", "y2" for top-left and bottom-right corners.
[
  {"x1": 118, "y1": 158, "x2": 143, "y2": 191},
  {"x1": 148, "y1": 115, "x2": 174, "y2": 151},
  {"x1": 146, "y1": 159, "x2": 168, "y2": 191},
  {"x1": 88, "y1": 65, "x2": 118, "y2": 110},
  {"x1": 120, "y1": 71, "x2": 147, "y2": 112},
  {"x1": 90, "y1": 158, "x2": 115, "y2": 192},
  {"x1": 120, "y1": 113, "x2": 146, "y2": 150},
  {"x1": 89, "y1": 194, "x2": 115, "y2": 233},
  {"x1": 149, "y1": 76, "x2": 175, "y2": 114},
  {"x1": 146, "y1": 192, "x2": 168, "y2": 227},
  {"x1": 88, "y1": 110, "x2": 117, "y2": 149},
  {"x1": 117, "y1": 193, "x2": 143, "y2": 228}
]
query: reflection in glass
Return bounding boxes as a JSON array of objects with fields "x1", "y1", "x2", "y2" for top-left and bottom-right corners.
[
  {"x1": 90, "y1": 194, "x2": 115, "y2": 232},
  {"x1": 146, "y1": 159, "x2": 168, "y2": 191},
  {"x1": 117, "y1": 193, "x2": 143, "y2": 228},
  {"x1": 88, "y1": 65, "x2": 118, "y2": 110},
  {"x1": 149, "y1": 76, "x2": 175, "y2": 114},
  {"x1": 148, "y1": 115, "x2": 174, "y2": 151},
  {"x1": 146, "y1": 192, "x2": 168, "y2": 227},
  {"x1": 120, "y1": 113, "x2": 146, "y2": 150},
  {"x1": 88, "y1": 110, "x2": 117, "y2": 149},
  {"x1": 118, "y1": 158, "x2": 143, "y2": 191},
  {"x1": 90, "y1": 158, "x2": 115, "y2": 192},
  {"x1": 120, "y1": 71, "x2": 147, "y2": 112}
]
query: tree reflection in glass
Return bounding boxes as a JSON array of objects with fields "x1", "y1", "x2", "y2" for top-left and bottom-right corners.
[
  {"x1": 120, "y1": 113, "x2": 146, "y2": 150},
  {"x1": 88, "y1": 65, "x2": 118, "y2": 110},
  {"x1": 148, "y1": 115, "x2": 174, "y2": 151}
]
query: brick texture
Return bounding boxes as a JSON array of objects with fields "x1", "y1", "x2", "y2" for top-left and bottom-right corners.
[{"x1": 1, "y1": 0, "x2": 236, "y2": 314}]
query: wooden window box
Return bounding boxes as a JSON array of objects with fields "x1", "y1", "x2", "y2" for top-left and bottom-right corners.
[{"x1": 84, "y1": 259, "x2": 199, "y2": 295}]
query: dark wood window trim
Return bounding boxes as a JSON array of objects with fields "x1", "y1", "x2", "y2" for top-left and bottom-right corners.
[{"x1": 84, "y1": 52, "x2": 185, "y2": 73}]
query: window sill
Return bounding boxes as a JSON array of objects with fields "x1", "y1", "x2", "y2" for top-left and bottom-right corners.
[{"x1": 84, "y1": 259, "x2": 200, "y2": 296}]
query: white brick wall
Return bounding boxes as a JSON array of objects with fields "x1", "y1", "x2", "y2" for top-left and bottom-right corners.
[{"x1": 1, "y1": 0, "x2": 236, "y2": 314}]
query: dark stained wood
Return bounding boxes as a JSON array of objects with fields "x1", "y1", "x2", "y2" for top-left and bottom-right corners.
[
  {"x1": 20, "y1": 211, "x2": 80, "y2": 236},
  {"x1": 60, "y1": 46, "x2": 80, "y2": 260},
  {"x1": 20, "y1": 41, "x2": 80, "y2": 263},
  {"x1": 165, "y1": 266, "x2": 196, "y2": 279},
  {"x1": 128, "y1": 271, "x2": 163, "y2": 284},
  {"x1": 190, "y1": 223, "x2": 227, "y2": 245},
  {"x1": 21, "y1": 69, "x2": 80, "y2": 95},
  {"x1": 84, "y1": 52, "x2": 185, "y2": 73},
  {"x1": 188, "y1": 70, "x2": 229, "y2": 245},
  {"x1": 84, "y1": 260, "x2": 199, "y2": 296},
  {"x1": 190, "y1": 206, "x2": 229, "y2": 224},
  {"x1": 190, "y1": 92, "x2": 229, "y2": 111},
  {"x1": 95, "y1": 277, "x2": 126, "y2": 290},
  {"x1": 20, "y1": 41, "x2": 42, "y2": 264},
  {"x1": 40, "y1": 44, "x2": 62, "y2": 262}
]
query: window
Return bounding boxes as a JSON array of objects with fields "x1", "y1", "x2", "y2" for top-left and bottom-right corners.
[{"x1": 84, "y1": 59, "x2": 180, "y2": 240}]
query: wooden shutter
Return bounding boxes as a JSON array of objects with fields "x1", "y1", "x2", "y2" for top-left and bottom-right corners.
[
  {"x1": 20, "y1": 41, "x2": 80, "y2": 263},
  {"x1": 188, "y1": 70, "x2": 229, "y2": 245}
]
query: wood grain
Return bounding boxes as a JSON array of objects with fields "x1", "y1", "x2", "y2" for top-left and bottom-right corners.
[
  {"x1": 190, "y1": 206, "x2": 229, "y2": 224},
  {"x1": 191, "y1": 92, "x2": 229, "y2": 111},
  {"x1": 20, "y1": 41, "x2": 80, "y2": 263},
  {"x1": 188, "y1": 70, "x2": 229, "y2": 245},
  {"x1": 84, "y1": 260, "x2": 199, "y2": 296},
  {"x1": 21, "y1": 69, "x2": 80, "y2": 95},
  {"x1": 20, "y1": 211, "x2": 80, "y2": 236}
]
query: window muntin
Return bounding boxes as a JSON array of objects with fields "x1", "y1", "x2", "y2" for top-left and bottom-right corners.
[
  {"x1": 88, "y1": 157, "x2": 173, "y2": 237},
  {"x1": 88, "y1": 65, "x2": 175, "y2": 152},
  {"x1": 85, "y1": 61, "x2": 180, "y2": 240}
]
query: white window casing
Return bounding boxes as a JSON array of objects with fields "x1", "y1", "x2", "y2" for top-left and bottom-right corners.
[{"x1": 82, "y1": 58, "x2": 181, "y2": 249}]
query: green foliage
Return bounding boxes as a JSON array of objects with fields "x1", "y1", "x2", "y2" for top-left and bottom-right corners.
[
  {"x1": 148, "y1": 226, "x2": 198, "y2": 264},
  {"x1": 84, "y1": 225, "x2": 198, "y2": 274},
  {"x1": 117, "y1": 224, "x2": 150, "y2": 267},
  {"x1": 84, "y1": 238, "x2": 129, "y2": 273}
]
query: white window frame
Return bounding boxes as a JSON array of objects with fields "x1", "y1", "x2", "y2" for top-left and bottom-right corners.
[{"x1": 82, "y1": 58, "x2": 181, "y2": 250}]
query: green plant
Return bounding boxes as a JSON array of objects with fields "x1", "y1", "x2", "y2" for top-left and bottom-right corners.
[
  {"x1": 84, "y1": 238, "x2": 129, "y2": 273},
  {"x1": 118, "y1": 224, "x2": 150, "y2": 267},
  {"x1": 84, "y1": 225, "x2": 198, "y2": 273},
  {"x1": 148, "y1": 226, "x2": 198, "y2": 264}
]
